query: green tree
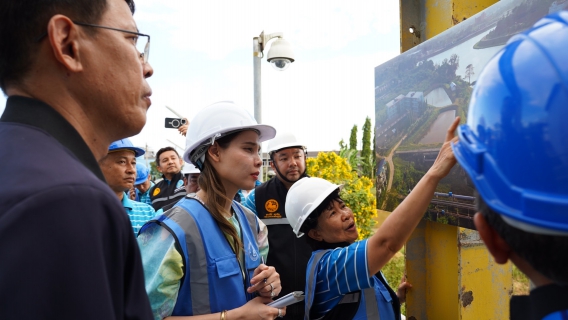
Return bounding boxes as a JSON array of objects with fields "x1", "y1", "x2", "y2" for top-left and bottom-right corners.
[
  {"x1": 360, "y1": 117, "x2": 375, "y2": 179},
  {"x1": 339, "y1": 139, "x2": 347, "y2": 151},
  {"x1": 339, "y1": 137, "x2": 361, "y2": 174},
  {"x1": 150, "y1": 161, "x2": 161, "y2": 181},
  {"x1": 373, "y1": 126, "x2": 376, "y2": 158},
  {"x1": 349, "y1": 125, "x2": 358, "y2": 150},
  {"x1": 361, "y1": 117, "x2": 371, "y2": 159}
]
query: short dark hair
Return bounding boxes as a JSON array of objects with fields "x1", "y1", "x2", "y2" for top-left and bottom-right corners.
[
  {"x1": 155, "y1": 147, "x2": 180, "y2": 165},
  {"x1": 0, "y1": 0, "x2": 135, "y2": 93},
  {"x1": 477, "y1": 194, "x2": 568, "y2": 285},
  {"x1": 300, "y1": 189, "x2": 342, "y2": 250}
]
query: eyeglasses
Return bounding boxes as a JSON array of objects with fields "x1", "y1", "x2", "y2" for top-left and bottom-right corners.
[{"x1": 35, "y1": 21, "x2": 150, "y2": 64}]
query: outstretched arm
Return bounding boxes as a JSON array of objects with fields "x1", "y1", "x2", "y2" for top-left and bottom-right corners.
[{"x1": 366, "y1": 117, "x2": 460, "y2": 275}]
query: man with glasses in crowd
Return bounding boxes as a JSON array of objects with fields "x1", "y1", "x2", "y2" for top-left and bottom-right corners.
[{"x1": 0, "y1": 0, "x2": 154, "y2": 318}]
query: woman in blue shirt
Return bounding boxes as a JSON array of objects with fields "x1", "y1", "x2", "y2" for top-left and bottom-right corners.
[{"x1": 285, "y1": 117, "x2": 460, "y2": 320}]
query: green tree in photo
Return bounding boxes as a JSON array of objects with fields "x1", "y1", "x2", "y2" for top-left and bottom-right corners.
[{"x1": 465, "y1": 64, "x2": 475, "y2": 84}]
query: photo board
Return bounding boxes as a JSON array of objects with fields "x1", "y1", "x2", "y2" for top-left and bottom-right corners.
[{"x1": 374, "y1": 0, "x2": 568, "y2": 227}]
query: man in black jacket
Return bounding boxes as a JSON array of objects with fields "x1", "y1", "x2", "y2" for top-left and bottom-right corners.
[
  {"x1": 243, "y1": 132, "x2": 312, "y2": 320},
  {"x1": 149, "y1": 146, "x2": 186, "y2": 210},
  {"x1": 0, "y1": 0, "x2": 154, "y2": 318}
]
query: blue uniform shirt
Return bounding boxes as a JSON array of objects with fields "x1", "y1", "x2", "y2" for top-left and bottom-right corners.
[
  {"x1": 122, "y1": 192, "x2": 157, "y2": 234},
  {"x1": 242, "y1": 189, "x2": 258, "y2": 214},
  {"x1": 136, "y1": 181, "x2": 155, "y2": 205}
]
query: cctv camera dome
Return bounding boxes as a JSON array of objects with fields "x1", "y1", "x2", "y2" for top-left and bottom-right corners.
[
  {"x1": 267, "y1": 38, "x2": 295, "y2": 62},
  {"x1": 270, "y1": 58, "x2": 292, "y2": 71}
]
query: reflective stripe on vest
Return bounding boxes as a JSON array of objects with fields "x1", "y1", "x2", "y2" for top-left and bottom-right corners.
[
  {"x1": 261, "y1": 218, "x2": 289, "y2": 225},
  {"x1": 305, "y1": 250, "x2": 380, "y2": 320},
  {"x1": 148, "y1": 198, "x2": 260, "y2": 315}
]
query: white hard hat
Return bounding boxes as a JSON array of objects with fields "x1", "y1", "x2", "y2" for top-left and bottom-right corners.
[
  {"x1": 267, "y1": 132, "x2": 306, "y2": 155},
  {"x1": 182, "y1": 163, "x2": 200, "y2": 175},
  {"x1": 183, "y1": 101, "x2": 276, "y2": 169},
  {"x1": 285, "y1": 177, "x2": 341, "y2": 237}
]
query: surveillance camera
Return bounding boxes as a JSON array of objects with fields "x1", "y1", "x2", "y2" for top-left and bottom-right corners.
[
  {"x1": 269, "y1": 58, "x2": 292, "y2": 71},
  {"x1": 267, "y1": 38, "x2": 295, "y2": 71}
]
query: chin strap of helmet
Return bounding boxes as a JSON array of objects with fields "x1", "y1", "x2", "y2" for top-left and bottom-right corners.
[{"x1": 270, "y1": 146, "x2": 308, "y2": 184}]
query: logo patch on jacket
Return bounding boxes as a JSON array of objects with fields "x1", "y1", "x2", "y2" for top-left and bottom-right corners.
[
  {"x1": 265, "y1": 199, "x2": 279, "y2": 213},
  {"x1": 153, "y1": 188, "x2": 161, "y2": 196},
  {"x1": 248, "y1": 242, "x2": 259, "y2": 261}
]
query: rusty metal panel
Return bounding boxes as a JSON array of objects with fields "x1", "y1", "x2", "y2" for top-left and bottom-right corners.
[
  {"x1": 400, "y1": 0, "x2": 499, "y2": 52},
  {"x1": 400, "y1": 0, "x2": 422, "y2": 52},
  {"x1": 458, "y1": 229, "x2": 512, "y2": 319},
  {"x1": 405, "y1": 223, "x2": 513, "y2": 319}
]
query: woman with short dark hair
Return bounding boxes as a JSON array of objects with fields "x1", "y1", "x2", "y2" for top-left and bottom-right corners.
[{"x1": 285, "y1": 117, "x2": 460, "y2": 320}]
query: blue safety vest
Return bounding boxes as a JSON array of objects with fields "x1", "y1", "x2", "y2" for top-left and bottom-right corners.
[
  {"x1": 305, "y1": 250, "x2": 399, "y2": 320},
  {"x1": 143, "y1": 197, "x2": 261, "y2": 315}
]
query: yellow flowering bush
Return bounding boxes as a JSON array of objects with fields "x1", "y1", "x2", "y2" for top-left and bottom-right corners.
[{"x1": 307, "y1": 152, "x2": 377, "y2": 240}]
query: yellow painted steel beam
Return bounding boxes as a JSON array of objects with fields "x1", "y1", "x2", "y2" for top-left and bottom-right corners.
[
  {"x1": 400, "y1": 0, "x2": 498, "y2": 52},
  {"x1": 406, "y1": 221, "x2": 459, "y2": 319},
  {"x1": 425, "y1": 0, "x2": 497, "y2": 39},
  {"x1": 405, "y1": 222, "x2": 512, "y2": 319},
  {"x1": 399, "y1": 1, "x2": 510, "y2": 318},
  {"x1": 458, "y1": 229, "x2": 512, "y2": 320}
]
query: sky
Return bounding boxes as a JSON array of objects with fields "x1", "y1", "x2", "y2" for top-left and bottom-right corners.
[{"x1": 0, "y1": 0, "x2": 400, "y2": 154}]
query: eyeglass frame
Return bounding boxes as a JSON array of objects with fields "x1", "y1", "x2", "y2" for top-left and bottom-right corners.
[{"x1": 35, "y1": 21, "x2": 150, "y2": 64}]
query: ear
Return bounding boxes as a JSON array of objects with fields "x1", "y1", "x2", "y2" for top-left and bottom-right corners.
[
  {"x1": 47, "y1": 15, "x2": 83, "y2": 73},
  {"x1": 207, "y1": 143, "x2": 221, "y2": 163},
  {"x1": 156, "y1": 164, "x2": 163, "y2": 173},
  {"x1": 179, "y1": 158, "x2": 184, "y2": 166},
  {"x1": 307, "y1": 228, "x2": 323, "y2": 242},
  {"x1": 270, "y1": 161, "x2": 276, "y2": 170},
  {"x1": 474, "y1": 212, "x2": 511, "y2": 264}
]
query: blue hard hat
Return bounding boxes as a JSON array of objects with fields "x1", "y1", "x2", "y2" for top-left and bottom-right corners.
[
  {"x1": 452, "y1": 11, "x2": 568, "y2": 234},
  {"x1": 135, "y1": 163, "x2": 150, "y2": 185},
  {"x1": 108, "y1": 138, "x2": 145, "y2": 157}
]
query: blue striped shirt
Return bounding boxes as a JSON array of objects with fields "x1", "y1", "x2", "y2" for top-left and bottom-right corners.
[
  {"x1": 122, "y1": 192, "x2": 157, "y2": 234},
  {"x1": 311, "y1": 240, "x2": 373, "y2": 319},
  {"x1": 136, "y1": 181, "x2": 155, "y2": 205}
]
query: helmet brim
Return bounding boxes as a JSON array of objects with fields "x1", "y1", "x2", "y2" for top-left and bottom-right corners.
[
  {"x1": 294, "y1": 184, "x2": 342, "y2": 238},
  {"x1": 183, "y1": 124, "x2": 276, "y2": 165},
  {"x1": 110, "y1": 146, "x2": 145, "y2": 158}
]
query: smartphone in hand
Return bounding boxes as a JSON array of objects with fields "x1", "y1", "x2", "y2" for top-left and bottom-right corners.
[{"x1": 165, "y1": 118, "x2": 187, "y2": 129}]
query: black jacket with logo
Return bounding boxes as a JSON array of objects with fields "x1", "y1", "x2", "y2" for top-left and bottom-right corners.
[
  {"x1": 255, "y1": 177, "x2": 313, "y2": 320},
  {"x1": 149, "y1": 172, "x2": 186, "y2": 211}
]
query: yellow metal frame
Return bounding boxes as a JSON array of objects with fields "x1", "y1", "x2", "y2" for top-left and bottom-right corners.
[
  {"x1": 400, "y1": 0, "x2": 498, "y2": 52},
  {"x1": 395, "y1": 1, "x2": 513, "y2": 318},
  {"x1": 405, "y1": 222, "x2": 512, "y2": 319}
]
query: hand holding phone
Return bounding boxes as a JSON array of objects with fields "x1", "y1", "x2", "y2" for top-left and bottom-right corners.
[
  {"x1": 164, "y1": 118, "x2": 187, "y2": 129},
  {"x1": 267, "y1": 291, "x2": 305, "y2": 308}
]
